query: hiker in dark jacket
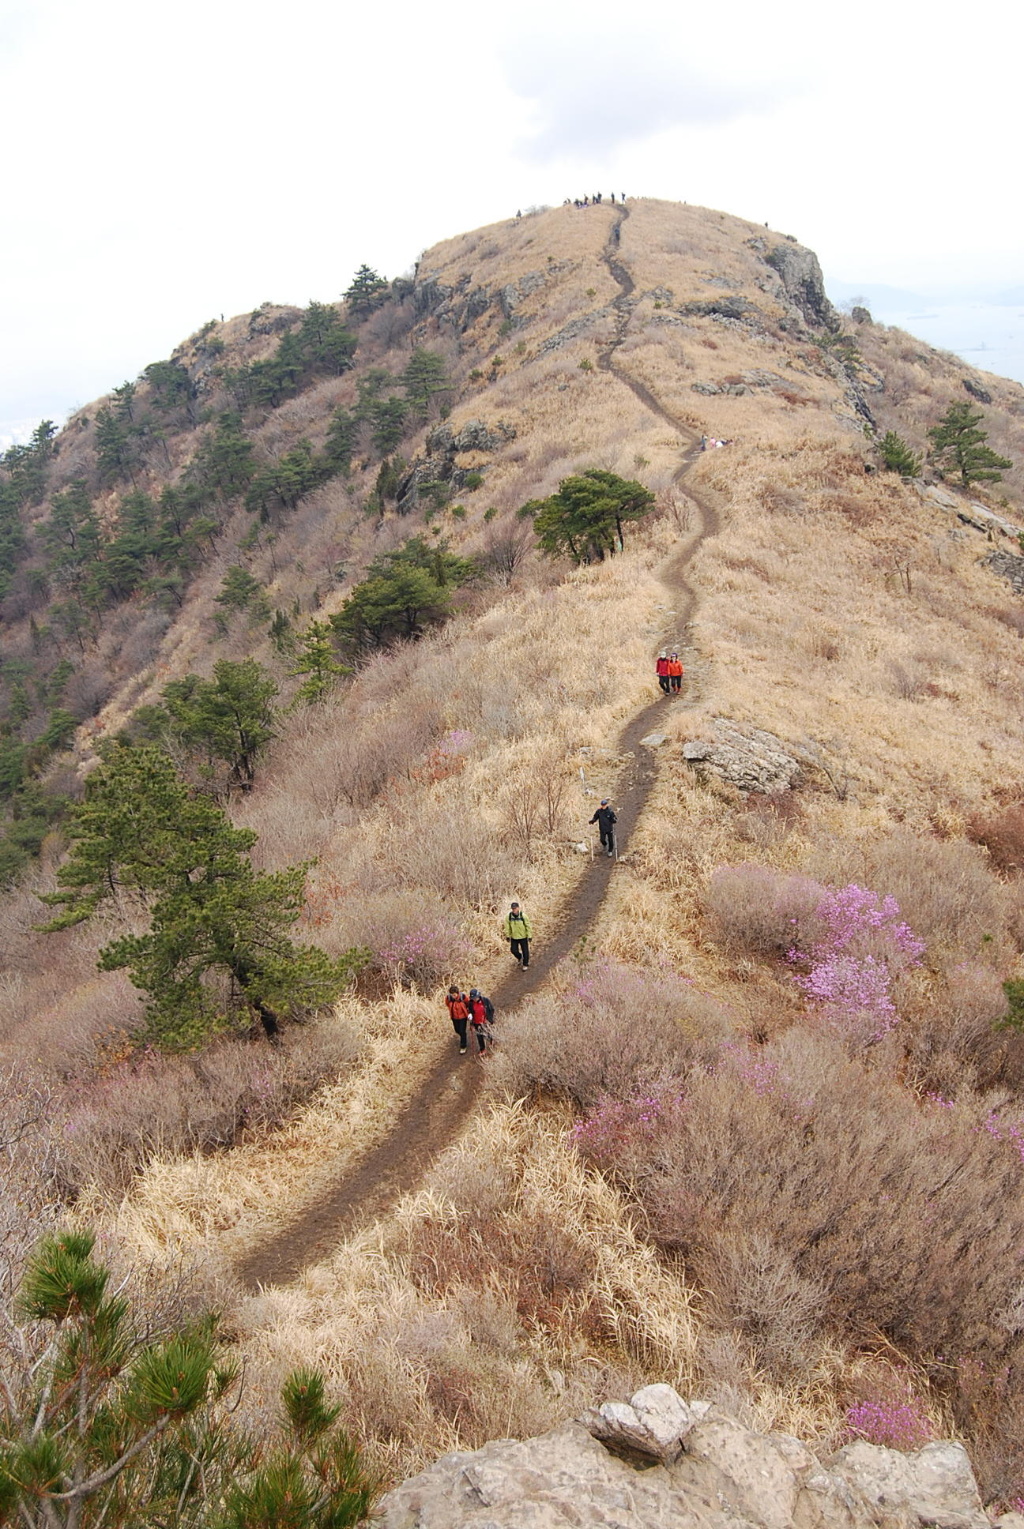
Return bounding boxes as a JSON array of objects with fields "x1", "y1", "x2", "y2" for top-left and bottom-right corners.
[
  {"x1": 503, "y1": 901, "x2": 532, "y2": 969},
  {"x1": 467, "y1": 988, "x2": 494, "y2": 1053},
  {"x1": 445, "y1": 985, "x2": 470, "y2": 1054},
  {"x1": 590, "y1": 799, "x2": 617, "y2": 857}
]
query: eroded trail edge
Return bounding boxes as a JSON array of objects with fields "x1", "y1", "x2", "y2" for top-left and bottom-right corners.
[{"x1": 239, "y1": 208, "x2": 717, "y2": 1290}]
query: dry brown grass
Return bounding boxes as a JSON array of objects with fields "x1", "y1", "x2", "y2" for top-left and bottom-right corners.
[{"x1": 9, "y1": 197, "x2": 1024, "y2": 1503}]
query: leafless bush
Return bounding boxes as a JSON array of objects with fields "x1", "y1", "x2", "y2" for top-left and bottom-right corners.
[
  {"x1": 63, "y1": 663, "x2": 111, "y2": 720},
  {"x1": 706, "y1": 864, "x2": 826, "y2": 957},
  {"x1": 383, "y1": 808, "x2": 520, "y2": 909},
  {"x1": 491, "y1": 961, "x2": 732, "y2": 1109},
  {"x1": 578, "y1": 1026, "x2": 1024, "y2": 1396},
  {"x1": 734, "y1": 794, "x2": 803, "y2": 851},
  {"x1": 863, "y1": 832, "x2": 1007, "y2": 968},
  {"x1": 902, "y1": 962, "x2": 1021, "y2": 1096},
  {"x1": 338, "y1": 891, "x2": 473, "y2": 989},
  {"x1": 501, "y1": 756, "x2": 573, "y2": 861},
  {"x1": 701, "y1": 1231, "x2": 828, "y2": 1379},
  {"x1": 968, "y1": 803, "x2": 1024, "y2": 877},
  {"x1": 49, "y1": 1020, "x2": 359, "y2": 1200},
  {"x1": 481, "y1": 523, "x2": 532, "y2": 587},
  {"x1": 887, "y1": 658, "x2": 929, "y2": 701}
]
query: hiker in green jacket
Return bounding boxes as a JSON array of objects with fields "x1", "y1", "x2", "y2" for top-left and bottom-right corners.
[{"x1": 503, "y1": 901, "x2": 532, "y2": 970}]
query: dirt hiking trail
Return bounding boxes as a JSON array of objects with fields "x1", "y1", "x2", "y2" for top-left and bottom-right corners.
[{"x1": 239, "y1": 207, "x2": 720, "y2": 1290}]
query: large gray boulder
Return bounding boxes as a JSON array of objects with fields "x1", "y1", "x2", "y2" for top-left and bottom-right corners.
[
  {"x1": 682, "y1": 719, "x2": 800, "y2": 795},
  {"x1": 375, "y1": 1390, "x2": 992, "y2": 1529}
]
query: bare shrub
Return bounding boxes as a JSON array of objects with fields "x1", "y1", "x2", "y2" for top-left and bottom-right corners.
[
  {"x1": 706, "y1": 864, "x2": 826, "y2": 956},
  {"x1": 864, "y1": 833, "x2": 1007, "y2": 969},
  {"x1": 734, "y1": 794, "x2": 803, "y2": 851},
  {"x1": 576, "y1": 1028, "x2": 1024, "y2": 1388},
  {"x1": 701, "y1": 1230, "x2": 828, "y2": 1380},
  {"x1": 501, "y1": 754, "x2": 573, "y2": 861},
  {"x1": 901, "y1": 963, "x2": 1024, "y2": 1097},
  {"x1": 382, "y1": 808, "x2": 520, "y2": 908},
  {"x1": 968, "y1": 803, "x2": 1024, "y2": 876},
  {"x1": 491, "y1": 961, "x2": 732, "y2": 1109},
  {"x1": 887, "y1": 658, "x2": 929, "y2": 702},
  {"x1": 481, "y1": 523, "x2": 532, "y2": 587},
  {"x1": 50, "y1": 1020, "x2": 359, "y2": 1200},
  {"x1": 62, "y1": 661, "x2": 112, "y2": 721},
  {"x1": 986, "y1": 604, "x2": 1024, "y2": 639},
  {"x1": 339, "y1": 891, "x2": 473, "y2": 989},
  {"x1": 0, "y1": 1067, "x2": 62, "y2": 1278}
]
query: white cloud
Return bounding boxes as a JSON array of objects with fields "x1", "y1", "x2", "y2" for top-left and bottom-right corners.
[{"x1": 1, "y1": 0, "x2": 1022, "y2": 427}]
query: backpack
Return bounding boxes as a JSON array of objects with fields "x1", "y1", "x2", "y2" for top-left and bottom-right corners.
[{"x1": 470, "y1": 996, "x2": 492, "y2": 1027}]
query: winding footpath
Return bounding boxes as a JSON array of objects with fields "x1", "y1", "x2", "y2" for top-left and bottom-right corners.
[{"x1": 238, "y1": 206, "x2": 719, "y2": 1290}]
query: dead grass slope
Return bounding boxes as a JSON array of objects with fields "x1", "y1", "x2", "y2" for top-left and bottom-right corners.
[{"x1": 5, "y1": 198, "x2": 1024, "y2": 1502}]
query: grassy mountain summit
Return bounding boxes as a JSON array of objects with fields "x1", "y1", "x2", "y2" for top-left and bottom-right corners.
[{"x1": 4, "y1": 200, "x2": 1024, "y2": 1509}]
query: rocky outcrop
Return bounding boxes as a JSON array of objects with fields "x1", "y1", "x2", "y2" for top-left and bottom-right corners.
[
  {"x1": 917, "y1": 483, "x2": 1024, "y2": 544},
  {"x1": 962, "y1": 376, "x2": 993, "y2": 405},
  {"x1": 499, "y1": 271, "x2": 549, "y2": 320},
  {"x1": 375, "y1": 1388, "x2": 1004, "y2": 1529},
  {"x1": 682, "y1": 719, "x2": 800, "y2": 794},
  {"x1": 987, "y1": 551, "x2": 1024, "y2": 595},
  {"x1": 538, "y1": 308, "x2": 617, "y2": 355},
  {"x1": 426, "y1": 420, "x2": 516, "y2": 456},
  {"x1": 396, "y1": 419, "x2": 516, "y2": 513},
  {"x1": 764, "y1": 243, "x2": 837, "y2": 329}
]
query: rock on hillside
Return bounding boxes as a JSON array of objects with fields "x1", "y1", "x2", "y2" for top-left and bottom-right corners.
[{"x1": 376, "y1": 1386, "x2": 1018, "y2": 1529}]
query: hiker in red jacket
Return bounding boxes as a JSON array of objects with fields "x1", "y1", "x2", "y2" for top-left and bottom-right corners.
[
  {"x1": 667, "y1": 653, "x2": 684, "y2": 694},
  {"x1": 467, "y1": 988, "x2": 495, "y2": 1055},
  {"x1": 445, "y1": 985, "x2": 471, "y2": 1054},
  {"x1": 655, "y1": 652, "x2": 671, "y2": 695}
]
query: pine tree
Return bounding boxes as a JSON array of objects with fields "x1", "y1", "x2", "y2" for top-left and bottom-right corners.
[
  {"x1": 402, "y1": 348, "x2": 451, "y2": 417},
  {"x1": 291, "y1": 620, "x2": 351, "y2": 704},
  {"x1": 343, "y1": 264, "x2": 389, "y2": 319},
  {"x1": 928, "y1": 402, "x2": 1012, "y2": 486},
  {"x1": 160, "y1": 659, "x2": 278, "y2": 791},
  {"x1": 523, "y1": 470, "x2": 656, "y2": 563},
  {"x1": 0, "y1": 1229, "x2": 376, "y2": 1529},
  {"x1": 194, "y1": 412, "x2": 256, "y2": 499},
  {"x1": 39, "y1": 744, "x2": 364, "y2": 1046},
  {"x1": 324, "y1": 408, "x2": 357, "y2": 474},
  {"x1": 879, "y1": 430, "x2": 922, "y2": 478}
]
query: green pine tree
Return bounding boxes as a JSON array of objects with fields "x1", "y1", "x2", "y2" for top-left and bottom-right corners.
[
  {"x1": 0, "y1": 1229, "x2": 376, "y2": 1529},
  {"x1": 879, "y1": 430, "x2": 923, "y2": 478},
  {"x1": 523, "y1": 469, "x2": 656, "y2": 563},
  {"x1": 39, "y1": 744, "x2": 365, "y2": 1046},
  {"x1": 402, "y1": 348, "x2": 451, "y2": 417},
  {"x1": 928, "y1": 402, "x2": 1012, "y2": 486},
  {"x1": 291, "y1": 620, "x2": 351, "y2": 704},
  {"x1": 160, "y1": 658, "x2": 278, "y2": 791},
  {"x1": 343, "y1": 264, "x2": 389, "y2": 319}
]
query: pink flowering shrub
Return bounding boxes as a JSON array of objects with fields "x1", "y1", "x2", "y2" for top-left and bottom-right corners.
[
  {"x1": 375, "y1": 918, "x2": 475, "y2": 988},
  {"x1": 788, "y1": 884, "x2": 924, "y2": 1044},
  {"x1": 845, "y1": 1394, "x2": 933, "y2": 1450},
  {"x1": 340, "y1": 891, "x2": 474, "y2": 990},
  {"x1": 568, "y1": 1088, "x2": 681, "y2": 1166}
]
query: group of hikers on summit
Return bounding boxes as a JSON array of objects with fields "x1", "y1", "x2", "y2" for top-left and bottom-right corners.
[{"x1": 443, "y1": 651, "x2": 680, "y2": 1054}]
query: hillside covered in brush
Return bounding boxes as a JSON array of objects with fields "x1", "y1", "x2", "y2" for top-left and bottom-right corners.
[{"x1": 5, "y1": 199, "x2": 1024, "y2": 1514}]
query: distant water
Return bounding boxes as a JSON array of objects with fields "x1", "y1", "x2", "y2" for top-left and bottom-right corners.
[{"x1": 865, "y1": 303, "x2": 1024, "y2": 388}]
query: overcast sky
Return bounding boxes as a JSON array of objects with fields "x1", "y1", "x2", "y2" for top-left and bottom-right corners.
[{"x1": 1, "y1": 0, "x2": 1021, "y2": 445}]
